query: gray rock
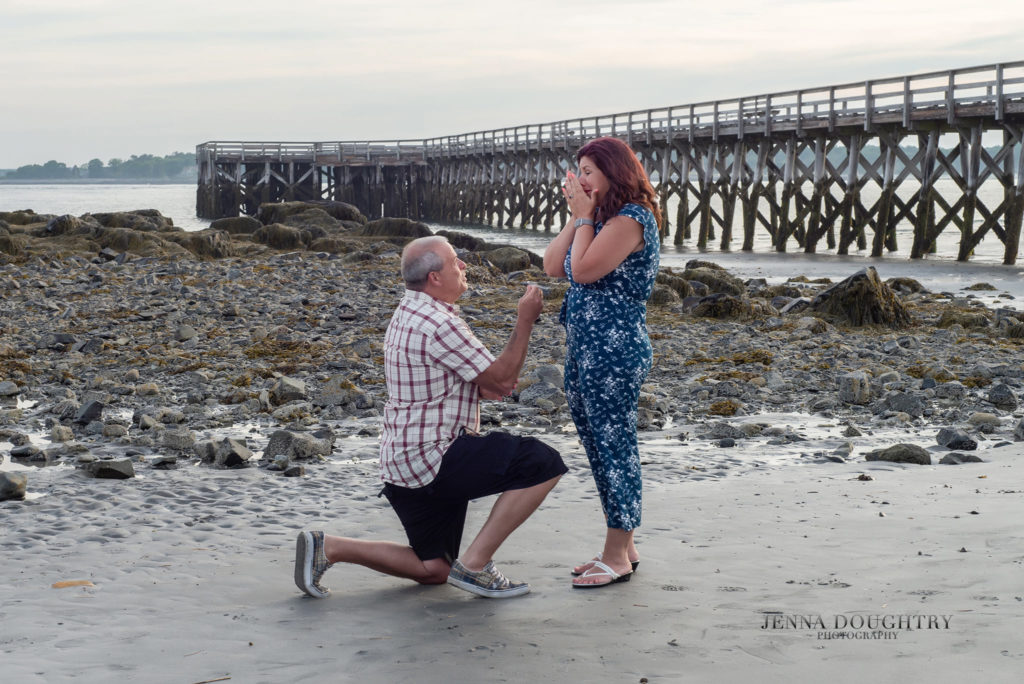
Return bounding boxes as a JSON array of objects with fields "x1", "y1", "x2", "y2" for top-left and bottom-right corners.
[
  {"x1": 267, "y1": 454, "x2": 290, "y2": 471},
  {"x1": 262, "y1": 430, "x2": 333, "y2": 461},
  {"x1": 10, "y1": 444, "x2": 40, "y2": 458},
  {"x1": 102, "y1": 423, "x2": 129, "y2": 438},
  {"x1": 138, "y1": 414, "x2": 160, "y2": 431},
  {"x1": 193, "y1": 440, "x2": 217, "y2": 463},
  {"x1": 969, "y1": 412, "x2": 1001, "y2": 427},
  {"x1": 933, "y1": 382, "x2": 966, "y2": 400},
  {"x1": 38, "y1": 333, "x2": 78, "y2": 350},
  {"x1": 150, "y1": 455, "x2": 178, "y2": 469},
  {"x1": 780, "y1": 298, "x2": 812, "y2": 314},
  {"x1": 832, "y1": 441, "x2": 854, "y2": 457},
  {"x1": 75, "y1": 400, "x2": 105, "y2": 424},
  {"x1": 0, "y1": 380, "x2": 20, "y2": 396},
  {"x1": 713, "y1": 381, "x2": 744, "y2": 398},
  {"x1": 882, "y1": 391, "x2": 925, "y2": 418},
  {"x1": 71, "y1": 338, "x2": 104, "y2": 354},
  {"x1": 705, "y1": 422, "x2": 747, "y2": 440},
  {"x1": 518, "y1": 382, "x2": 566, "y2": 408},
  {"x1": 283, "y1": 465, "x2": 306, "y2": 477},
  {"x1": 272, "y1": 376, "x2": 307, "y2": 404},
  {"x1": 936, "y1": 427, "x2": 977, "y2": 451},
  {"x1": 987, "y1": 383, "x2": 1018, "y2": 410},
  {"x1": 939, "y1": 452, "x2": 984, "y2": 465},
  {"x1": 864, "y1": 443, "x2": 932, "y2": 465},
  {"x1": 156, "y1": 408, "x2": 186, "y2": 424},
  {"x1": 315, "y1": 375, "x2": 357, "y2": 406},
  {"x1": 163, "y1": 428, "x2": 196, "y2": 451},
  {"x1": 85, "y1": 458, "x2": 135, "y2": 479},
  {"x1": 174, "y1": 325, "x2": 198, "y2": 342},
  {"x1": 1016, "y1": 417, "x2": 1024, "y2": 441},
  {"x1": 51, "y1": 399, "x2": 80, "y2": 420},
  {"x1": 214, "y1": 438, "x2": 253, "y2": 468},
  {"x1": 0, "y1": 472, "x2": 28, "y2": 501},
  {"x1": 50, "y1": 425, "x2": 75, "y2": 442},
  {"x1": 838, "y1": 371, "x2": 872, "y2": 405},
  {"x1": 272, "y1": 401, "x2": 313, "y2": 422}
]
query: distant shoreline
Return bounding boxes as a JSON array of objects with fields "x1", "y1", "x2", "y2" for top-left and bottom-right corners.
[{"x1": 0, "y1": 179, "x2": 194, "y2": 186}]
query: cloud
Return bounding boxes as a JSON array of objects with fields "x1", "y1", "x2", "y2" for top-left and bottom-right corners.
[{"x1": 2, "y1": 0, "x2": 1024, "y2": 166}]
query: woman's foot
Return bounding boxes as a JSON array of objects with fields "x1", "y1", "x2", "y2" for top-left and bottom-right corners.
[
  {"x1": 571, "y1": 559, "x2": 634, "y2": 587},
  {"x1": 571, "y1": 552, "x2": 639, "y2": 576}
]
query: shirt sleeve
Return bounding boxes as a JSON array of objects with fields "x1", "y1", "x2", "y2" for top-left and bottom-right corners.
[{"x1": 427, "y1": 316, "x2": 496, "y2": 381}]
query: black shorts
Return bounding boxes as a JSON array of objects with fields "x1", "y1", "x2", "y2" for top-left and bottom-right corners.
[{"x1": 382, "y1": 431, "x2": 567, "y2": 563}]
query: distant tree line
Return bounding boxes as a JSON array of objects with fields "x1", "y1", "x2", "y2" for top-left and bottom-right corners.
[{"x1": 2, "y1": 152, "x2": 196, "y2": 180}]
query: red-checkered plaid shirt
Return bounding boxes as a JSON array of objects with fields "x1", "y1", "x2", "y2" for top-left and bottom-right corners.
[{"x1": 379, "y1": 290, "x2": 495, "y2": 487}]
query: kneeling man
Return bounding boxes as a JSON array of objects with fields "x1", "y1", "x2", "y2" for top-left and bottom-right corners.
[{"x1": 295, "y1": 236, "x2": 566, "y2": 599}]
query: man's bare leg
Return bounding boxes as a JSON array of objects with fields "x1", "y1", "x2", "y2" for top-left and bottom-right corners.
[
  {"x1": 457, "y1": 474, "x2": 562, "y2": 571},
  {"x1": 323, "y1": 536, "x2": 450, "y2": 585}
]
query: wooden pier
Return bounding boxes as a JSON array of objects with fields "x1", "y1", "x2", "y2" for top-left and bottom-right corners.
[{"x1": 197, "y1": 61, "x2": 1024, "y2": 264}]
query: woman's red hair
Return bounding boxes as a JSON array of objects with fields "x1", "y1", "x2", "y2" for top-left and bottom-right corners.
[{"x1": 576, "y1": 137, "x2": 662, "y2": 231}]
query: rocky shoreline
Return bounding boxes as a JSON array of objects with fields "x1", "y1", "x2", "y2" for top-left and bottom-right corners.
[{"x1": 3, "y1": 202, "x2": 1024, "y2": 500}]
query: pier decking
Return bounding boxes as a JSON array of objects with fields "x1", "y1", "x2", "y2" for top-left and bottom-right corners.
[{"x1": 197, "y1": 61, "x2": 1024, "y2": 263}]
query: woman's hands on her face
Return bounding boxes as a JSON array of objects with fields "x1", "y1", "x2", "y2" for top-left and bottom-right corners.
[{"x1": 563, "y1": 171, "x2": 597, "y2": 219}]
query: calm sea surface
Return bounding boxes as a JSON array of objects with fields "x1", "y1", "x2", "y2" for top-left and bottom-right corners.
[{"x1": 2, "y1": 182, "x2": 1022, "y2": 302}]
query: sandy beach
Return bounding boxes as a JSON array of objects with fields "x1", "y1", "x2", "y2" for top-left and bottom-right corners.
[
  {"x1": 3, "y1": 203, "x2": 1024, "y2": 683},
  {"x1": 3, "y1": 430, "x2": 1023, "y2": 683}
]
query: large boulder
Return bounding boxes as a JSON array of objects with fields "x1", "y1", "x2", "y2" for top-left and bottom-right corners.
[
  {"x1": 681, "y1": 265, "x2": 746, "y2": 296},
  {"x1": 358, "y1": 217, "x2": 432, "y2": 239},
  {"x1": 483, "y1": 246, "x2": 533, "y2": 273},
  {"x1": 0, "y1": 472, "x2": 27, "y2": 501},
  {"x1": 691, "y1": 293, "x2": 753, "y2": 319},
  {"x1": 279, "y1": 207, "x2": 341, "y2": 232},
  {"x1": 311, "y1": 201, "x2": 366, "y2": 224},
  {"x1": 656, "y1": 270, "x2": 694, "y2": 299},
  {"x1": 648, "y1": 284, "x2": 682, "y2": 308},
  {"x1": 87, "y1": 210, "x2": 177, "y2": 232},
  {"x1": 809, "y1": 267, "x2": 910, "y2": 328},
  {"x1": 937, "y1": 310, "x2": 991, "y2": 329},
  {"x1": 262, "y1": 430, "x2": 333, "y2": 461},
  {"x1": 210, "y1": 216, "x2": 261, "y2": 234},
  {"x1": 308, "y1": 237, "x2": 362, "y2": 254},
  {"x1": 0, "y1": 233, "x2": 28, "y2": 257},
  {"x1": 257, "y1": 201, "x2": 366, "y2": 226},
  {"x1": 436, "y1": 230, "x2": 487, "y2": 251},
  {"x1": 865, "y1": 443, "x2": 931, "y2": 465},
  {"x1": 173, "y1": 229, "x2": 236, "y2": 259},
  {"x1": 0, "y1": 210, "x2": 45, "y2": 225},
  {"x1": 85, "y1": 458, "x2": 136, "y2": 479},
  {"x1": 44, "y1": 214, "x2": 94, "y2": 236},
  {"x1": 253, "y1": 223, "x2": 310, "y2": 250},
  {"x1": 93, "y1": 225, "x2": 186, "y2": 257}
]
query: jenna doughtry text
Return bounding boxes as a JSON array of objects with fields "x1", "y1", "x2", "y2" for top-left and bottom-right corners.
[{"x1": 761, "y1": 614, "x2": 952, "y2": 640}]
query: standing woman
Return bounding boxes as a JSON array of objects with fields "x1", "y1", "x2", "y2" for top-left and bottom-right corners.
[{"x1": 543, "y1": 137, "x2": 661, "y2": 588}]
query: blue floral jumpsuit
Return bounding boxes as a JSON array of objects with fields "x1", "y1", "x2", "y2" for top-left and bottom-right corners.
[{"x1": 559, "y1": 203, "x2": 660, "y2": 530}]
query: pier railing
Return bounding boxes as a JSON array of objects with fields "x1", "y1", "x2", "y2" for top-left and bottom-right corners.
[
  {"x1": 197, "y1": 60, "x2": 1024, "y2": 264},
  {"x1": 199, "y1": 62, "x2": 1024, "y2": 163}
]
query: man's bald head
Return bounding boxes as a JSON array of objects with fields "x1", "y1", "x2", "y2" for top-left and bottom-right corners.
[{"x1": 401, "y1": 236, "x2": 449, "y2": 290}]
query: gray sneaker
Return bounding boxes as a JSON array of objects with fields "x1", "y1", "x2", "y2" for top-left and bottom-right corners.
[
  {"x1": 294, "y1": 530, "x2": 332, "y2": 598},
  {"x1": 447, "y1": 559, "x2": 530, "y2": 598}
]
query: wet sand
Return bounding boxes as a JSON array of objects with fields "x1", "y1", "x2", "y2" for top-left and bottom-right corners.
[{"x1": 3, "y1": 429, "x2": 1023, "y2": 683}]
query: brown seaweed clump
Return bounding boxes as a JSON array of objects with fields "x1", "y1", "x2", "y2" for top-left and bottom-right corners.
[{"x1": 810, "y1": 267, "x2": 911, "y2": 328}]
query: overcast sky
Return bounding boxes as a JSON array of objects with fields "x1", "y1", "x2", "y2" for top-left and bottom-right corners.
[{"x1": 1, "y1": 0, "x2": 1022, "y2": 168}]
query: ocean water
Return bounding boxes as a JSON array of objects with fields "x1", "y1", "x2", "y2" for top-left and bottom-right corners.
[{"x1": 2, "y1": 182, "x2": 1022, "y2": 303}]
